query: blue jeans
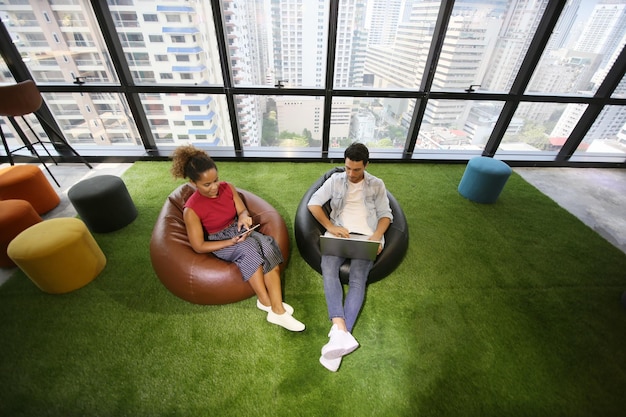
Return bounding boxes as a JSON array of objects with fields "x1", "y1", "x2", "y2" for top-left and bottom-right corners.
[{"x1": 321, "y1": 255, "x2": 373, "y2": 332}]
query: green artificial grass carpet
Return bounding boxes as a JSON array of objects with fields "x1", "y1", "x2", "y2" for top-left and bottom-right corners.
[{"x1": 1, "y1": 162, "x2": 625, "y2": 417}]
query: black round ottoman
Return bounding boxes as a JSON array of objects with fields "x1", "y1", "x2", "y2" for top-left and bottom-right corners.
[{"x1": 68, "y1": 175, "x2": 137, "y2": 233}]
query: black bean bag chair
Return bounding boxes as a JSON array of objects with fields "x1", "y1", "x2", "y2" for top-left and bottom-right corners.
[{"x1": 294, "y1": 167, "x2": 409, "y2": 284}]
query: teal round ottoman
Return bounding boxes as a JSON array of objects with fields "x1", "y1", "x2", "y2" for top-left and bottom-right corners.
[{"x1": 458, "y1": 157, "x2": 512, "y2": 204}]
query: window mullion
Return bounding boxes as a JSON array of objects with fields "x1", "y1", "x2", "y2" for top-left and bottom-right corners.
[{"x1": 90, "y1": 0, "x2": 157, "y2": 153}]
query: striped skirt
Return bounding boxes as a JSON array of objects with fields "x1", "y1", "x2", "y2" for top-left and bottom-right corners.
[{"x1": 207, "y1": 222, "x2": 284, "y2": 281}]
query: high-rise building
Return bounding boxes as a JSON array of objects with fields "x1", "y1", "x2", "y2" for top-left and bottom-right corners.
[
  {"x1": 482, "y1": 0, "x2": 549, "y2": 93},
  {"x1": 0, "y1": 1, "x2": 236, "y2": 147},
  {"x1": 365, "y1": 0, "x2": 403, "y2": 47},
  {"x1": 552, "y1": 0, "x2": 626, "y2": 144},
  {"x1": 269, "y1": 0, "x2": 358, "y2": 143}
]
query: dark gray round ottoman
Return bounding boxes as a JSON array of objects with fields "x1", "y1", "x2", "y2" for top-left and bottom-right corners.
[{"x1": 68, "y1": 175, "x2": 137, "y2": 233}]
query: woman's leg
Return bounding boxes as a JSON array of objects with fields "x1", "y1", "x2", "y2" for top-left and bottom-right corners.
[
  {"x1": 249, "y1": 265, "x2": 293, "y2": 315},
  {"x1": 248, "y1": 265, "x2": 304, "y2": 331},
  {"x1": 247, "y1": 266, "x2": 285, "y2": 314},
  {"x1": 215, "y1": 235, "x2": 303, "y2": 330},
  {"x1": 263, "y1": 266, "x2": 286, "y2": 314}
]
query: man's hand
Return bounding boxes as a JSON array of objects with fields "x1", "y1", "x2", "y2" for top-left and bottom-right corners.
[
  {"x1": 328, "y1": 225, "x2": 350, "y2": 238},
  {"x1": 367, "y1": 234, "x2": 384, "y2": 254}
]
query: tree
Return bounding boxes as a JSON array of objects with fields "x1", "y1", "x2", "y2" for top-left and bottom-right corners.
[
  {"x1": 521, "y1": 121, "x2": 550, "y2": 150},
  {"x1": 375, "y1": 138, "x2": 394, "y2": 148},
  {"x1": 261, "y1": 116, "x2": 278, "y2": 146}
]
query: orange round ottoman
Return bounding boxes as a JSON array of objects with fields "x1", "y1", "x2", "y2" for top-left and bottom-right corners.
[
  {"x1": 0, "y1": 199, "x2": 43, "y2": 267},
  {"x1": 0, "y1": 165, "x2": 60, "y2": 214},
  {"x1": 7, "y1": 218, "x2": 106, "y2": 294}
]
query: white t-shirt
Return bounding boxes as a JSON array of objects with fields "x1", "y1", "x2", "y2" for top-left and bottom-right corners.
[{"x1": 339, "y1": 180, "x2": 373, "y2": 236}]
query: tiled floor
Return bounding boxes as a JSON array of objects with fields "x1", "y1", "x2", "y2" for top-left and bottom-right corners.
[
  {"x1": 26, "y1": 162, "x2": 134, "y2": 219},
  {"x1": 515, "y1": 167, "x2": 626, "y2": 255},
  {"x1": 1, "y1": 162, "x2": 625, "y2": 286}
]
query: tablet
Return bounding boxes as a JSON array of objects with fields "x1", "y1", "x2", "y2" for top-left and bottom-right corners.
[
  {"x1": 319, "y1": 234, "x2": 380, "y2": 261},
  {"x1": 237, "y1": 224, "x2": 260, "y2": 237}
]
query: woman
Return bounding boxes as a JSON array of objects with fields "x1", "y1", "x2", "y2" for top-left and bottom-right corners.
[{"x1": 171, "y1": 145, "x2": 305, "y2": 332}]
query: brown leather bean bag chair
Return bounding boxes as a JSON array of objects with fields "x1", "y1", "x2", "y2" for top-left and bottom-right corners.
[{"x1": 150, "y1": 183, "x2": 290, "y2": 305}]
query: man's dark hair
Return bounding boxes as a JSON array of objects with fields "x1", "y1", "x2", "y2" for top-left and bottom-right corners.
[{"x1": 344, "y1": 142, "x2": 369, "y2": 165}]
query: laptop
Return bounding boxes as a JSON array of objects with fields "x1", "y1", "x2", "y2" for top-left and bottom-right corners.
[{"x1": 319, "y1": 233, "x2": 380, "y2": 261}]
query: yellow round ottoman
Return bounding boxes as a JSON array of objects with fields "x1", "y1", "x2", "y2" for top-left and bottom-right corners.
[{"x1": 7, "y1": 218, "x2": 106, "y2": 294}]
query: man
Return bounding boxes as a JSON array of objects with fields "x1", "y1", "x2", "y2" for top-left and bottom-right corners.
[{"x1": 307, "y1": 143, "x2": 393, "y2": 372}]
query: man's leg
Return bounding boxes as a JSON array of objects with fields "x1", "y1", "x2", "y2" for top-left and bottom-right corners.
[
  {"x1": 321, "y1": 255, "x2": 346, "y2": 321},
  {"x1": 344, "y1": 258, "x2": 373, "y2": 332},
  {"x1": 320, "y1": 255, "x2": 362, "y2": 367}
]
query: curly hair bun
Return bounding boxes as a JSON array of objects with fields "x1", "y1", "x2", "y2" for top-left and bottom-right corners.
[{"x1": 170, "y1": 145, "x2": 215, "y2": 180}]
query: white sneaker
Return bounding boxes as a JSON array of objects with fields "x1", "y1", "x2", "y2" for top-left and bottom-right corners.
[
  {"x1": 256, "y1": 299, "x2": 294, "y2": 315},
  {"x1": 267, "y1": 310, "x2": 305, "y2": 332},
  {"x1": 319, "y1": 355, "x2": 342, "y2": 372},
  {"x1": 321, "y1": 324, "x2": 359, "y2": 359}
]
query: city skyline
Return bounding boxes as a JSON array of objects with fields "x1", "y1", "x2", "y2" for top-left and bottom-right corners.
[{"x1": 0, "y1": 0, "x2": 624, "y2": 158}]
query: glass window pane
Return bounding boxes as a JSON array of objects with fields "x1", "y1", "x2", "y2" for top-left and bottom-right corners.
[
  {"x1": 0, "y1": 57, "x2": 22, "y2": 153},
  {"x1": 43, "y1": 92, "x2": 143, "y2": 147},
  {"x1": 611, "y1": 74, "x2": 626, "y2": 98},
  {"x1": 239, "y1": 95, "x2": 324, "y2": 149},
  {"x1": 329, "y1": 97, "x2": 409, "y2": 154},
  {"x1": 496, "y1": 102, "x2": 578, "y2": 156},
  {"x1": 0, "y1": 115, "x2": 38, "y2": 153},
  {"x1": 141, "y1": 93, "x2": 232, "y2": 147},
  {"x1": 416, "y1": 100, "x2": 503, "y2": 152},
  {"x1": 572, "y1": 105, "x2": 626, "y2": 157},
  {"x1": 362, "y1": 1, "x2": 438, "y2": 90},
  {"x1": 0, "y1": 55, "x2": 14, "y2": 83},
  {"x1": 329, "y1": 97, "x2": 354, "y2": 148},
  {"x1": 224, "y1": 0, "x2": 329, "y2": 88},
  {"x1": 108, "y1": 1, "x2": 223, "y2": 85},
  {"x1": 333, "y1": 0, "x2": 367, "y2": 88},
  {"x1": 431, "y1": 1, "x2": 548, "y2": 93},
  {"x1": 528, "y1": 0, "x2": 626, "y2": 96},
  {"x1": 1, "y1": 92, "x2": 143, "y2": 153},
  {"x1": 0, "y1": 1, "x2": 118, "y2": 84}
]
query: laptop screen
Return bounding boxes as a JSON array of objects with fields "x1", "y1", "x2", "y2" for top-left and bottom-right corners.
[{"x1": 319, "y1": 234, "x2": 380, "y2": 261}]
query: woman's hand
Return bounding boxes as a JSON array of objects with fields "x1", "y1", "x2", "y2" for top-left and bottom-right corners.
[
  {"x1": 237, "y1": 212, "x2": 252, "y2": 232},
  {"x1": 232, "y1": 184, "x2": 253, "y2": 232},
  {"x1": 231, "y1": 233, "x2": 247, "y2": 244}
]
